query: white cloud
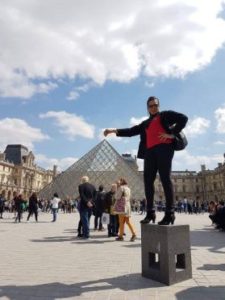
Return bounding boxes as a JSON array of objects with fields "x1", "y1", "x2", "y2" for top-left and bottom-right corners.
[
  {"x1": 215, "y1": 106, "x2": 225, "y2": 133},
  {"x1": 184, "y1": 116, "x2": 210, "y2": 137},
  {"x1": 0, "y1": 63, "x2": 58, "y2": 99},
  {"x1": 1, "y1": 1, "x2": 225, "y2": 98},
  {"x1": 36, "y1": 154, "x2": 77, "y2": 171},
  {"x1": 173, "y1": 149, "x2": 223, "y2": 171},
  {"x1": 36, "y1": 82, "x2": 58, "y2": 94},
  {"x1": 67, "y1": 91, "x2": 80, "y2": 101},
  {"x1": 130, "y1": 116, "x2": 148, "y2": 126},
  {"x1": 145, "y1": 81, "x2": 155, "y2": 88},
  {"x1": 67, "y1": 82, "x2": 95, "y2": 101},
  {"x1": 39, "y1": 111, "x2": 95, "y2": 140},
  {"x1": 0, "y1": 118, "x2": 49, "y2": 150},
  {"x1": 214, "y1": 140, "x2": 225, "y2": 145}
]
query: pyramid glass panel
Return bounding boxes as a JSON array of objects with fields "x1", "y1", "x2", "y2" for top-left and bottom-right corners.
[{"x1": 38, "y1": 140, "x2": 144, "y2": 200}]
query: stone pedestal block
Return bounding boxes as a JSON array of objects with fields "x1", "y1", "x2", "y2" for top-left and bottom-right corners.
[{"x1": 141, "y1": 224, "x2": 192, "y2": 285}]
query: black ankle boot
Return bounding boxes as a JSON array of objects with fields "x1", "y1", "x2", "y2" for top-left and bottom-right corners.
[
  {"x1": 158, "y1": 212, "x2": 175, "y2": 225},
  {"x1": 140, "y1": 211, "x2": 156, "y2": 224}
]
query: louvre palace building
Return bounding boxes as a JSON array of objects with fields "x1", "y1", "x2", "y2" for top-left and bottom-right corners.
[
  {"x1": 147, "y1": 163, "x2": 225, "y2": 204},
  {"x1": 39, "y1": 140, "x2": 225, "y2": 204},
  {"x1": 0, "y1": 144, "x2": 56, "y2": 200},
  {"x1": 1, "y1": 141, "x2": 224, "y2": 203}
]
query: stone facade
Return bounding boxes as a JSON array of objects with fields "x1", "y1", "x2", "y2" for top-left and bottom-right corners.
[
  {"x1": 2, "y1": 141, "x2": 224, "y2": 203},
  {"x1": 0, "y1": 145, "x2": 56, "y2": 200},
  {"x1": 139, "y1": 162, "x2": 225, "y2": 204}
]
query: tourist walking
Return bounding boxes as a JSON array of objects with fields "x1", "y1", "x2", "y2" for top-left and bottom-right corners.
[
  {"x1": 27, "y1": 192, "x2": 39, "y2": 222},
  {"x1": 14, "y1": 194, "x2": 25, "y2": 223},
  {"x1": 114, "y1": 178, "x2": 136, "y2": 241},
  {"x1": 104, "y1": 96, "x2": 188, "y2": 225},
  {"x1": 51, "y1": 193, "x2": 60, "y2": 222}
]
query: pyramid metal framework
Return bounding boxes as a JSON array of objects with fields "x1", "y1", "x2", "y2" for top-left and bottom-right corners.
[{"x1": 38, "y1": 139, "x2": 144, "y2": 200}]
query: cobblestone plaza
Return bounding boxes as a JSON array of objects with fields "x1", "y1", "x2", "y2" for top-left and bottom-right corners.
[{"x1": 1, "y1": 212, "x2": 225, "y2": 299}]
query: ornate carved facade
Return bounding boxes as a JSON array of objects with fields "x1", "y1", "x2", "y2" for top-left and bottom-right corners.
[{"x1": 0, "y1": 145, "x2": 56, "y2": 200}]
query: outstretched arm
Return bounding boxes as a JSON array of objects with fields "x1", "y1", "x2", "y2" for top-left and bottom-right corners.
[
  {"x1": 104, "y1": 122, "x2": 143, "y2": 138},
  {"x1": 104, "y1": 128, "x2": 118, "y2": 136}
]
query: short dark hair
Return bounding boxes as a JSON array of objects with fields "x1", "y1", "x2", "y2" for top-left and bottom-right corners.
[
  {"x1": 99, "y1": 185, "x2": 104, "y2": 191},
  {"x1": 147, "y1": 96, "x2": 160, "y2": 106},
  {"x1": 53, "y1": 192, "x2": 59, "y2": 198}
]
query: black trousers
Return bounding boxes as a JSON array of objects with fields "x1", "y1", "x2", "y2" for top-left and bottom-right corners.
[
  {"x1": 144, "y1": 144, "x2": 174, "y2": 213},
  {"x1": 27, "y1": 209, "x2": 38, "y2": 221},
  {"x1": 15, "y1": 210, "x2": 22, "y2": 222},
  {"x1": 108, "y1": 215, "x2": 119, "y2": 236},
  {"x1": 94, "y1": 212, "x2": 103, "y2": 230}
]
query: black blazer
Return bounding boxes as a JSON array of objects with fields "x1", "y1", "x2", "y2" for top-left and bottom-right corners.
[
  {"x1": 116, "y1": 110, "x2": 188, "y2": 159},
  {"x1": 78, "y1": 182, "x2": 96, "y2": 210}
]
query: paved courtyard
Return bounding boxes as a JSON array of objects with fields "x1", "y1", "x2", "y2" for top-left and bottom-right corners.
[{"x1": 0, "y1": 211, "x2": 225, "y2": 300}]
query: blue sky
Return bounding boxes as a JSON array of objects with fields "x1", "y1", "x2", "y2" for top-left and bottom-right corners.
[{"x1": 1, "y1": 0, "x2": 225, "y2": 172}]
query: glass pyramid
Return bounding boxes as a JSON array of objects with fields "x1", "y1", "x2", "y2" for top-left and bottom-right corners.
[{"x1": 38, "y1": 139, "x2": 144, "y2": 200}]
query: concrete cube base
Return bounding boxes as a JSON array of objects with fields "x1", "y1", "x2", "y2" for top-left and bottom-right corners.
[{"x1": 141, "y1": 224, "x2": 192, "y2": 285}]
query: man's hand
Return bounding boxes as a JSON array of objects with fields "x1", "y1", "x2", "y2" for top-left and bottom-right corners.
[
  {"x1": 87, "y1": 201, "x2": 93, "y2": 208},
  {"x1": 103, "y1": 129, "x2": 117, "y2": 137},
  {"x1": 159, "y1": 133, "x2": 174, "y2": 141}
]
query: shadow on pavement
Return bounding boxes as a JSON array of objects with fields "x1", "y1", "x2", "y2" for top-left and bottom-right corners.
[
  {"x1": 30, "y1": 236, "x2": 76, "y2": 243},
  {"x1": 190, "y1": 228, "x2": 225, "y2": 253},
  {"x1": 198, "y1": 263, "x2": 225, "y2": 272},
  {"x1": 122, "y1": 243, "x2": 141, "y2": 248},
  {"x1": 0, "y1": 273, "x2": 163, "y2": 299},
  {"x1": 176, "y1": 286, "x2": 225, "y2": 300},
  {"x1": 30, "y1": 235, "x2": 116, "y2": 244}
]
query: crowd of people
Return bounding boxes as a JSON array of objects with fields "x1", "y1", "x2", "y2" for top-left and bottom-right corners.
[
  {"x1": 0, "y1": 194, "x2": 78, "y2": 221},
  {"x1": 77, "y1": 176, "x2": 136, "y2": 241},
  {"x1": 0, "y1": 176, "x2": 138, "y2": 242},
  {"x1": 0, "y1": 184, "x2": 223, "y2": 235}
]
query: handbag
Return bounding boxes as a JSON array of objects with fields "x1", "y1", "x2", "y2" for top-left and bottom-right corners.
[
  {"x1": 113, "y1": 196, "x2": 126, "y2": 214},
  {"x1": 173, "y1": 131, "x2": 188, "y2": 151},
  {"x1": 101, "y1": 212, "x2": 110, "y2": 224}
]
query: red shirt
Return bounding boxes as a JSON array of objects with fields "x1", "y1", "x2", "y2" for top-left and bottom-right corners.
[{"x1": 145, "y1": 115, "x2": 173, "y2": 149}]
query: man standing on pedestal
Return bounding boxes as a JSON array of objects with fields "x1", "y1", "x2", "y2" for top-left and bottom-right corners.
[{"x1": 104, "y1": 96, "x2": 188, "y2": 225}]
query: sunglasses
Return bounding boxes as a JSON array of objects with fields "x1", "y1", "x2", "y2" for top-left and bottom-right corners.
[{"x1": 148, "y1": 104, "x2": 159, "y2": 108}]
